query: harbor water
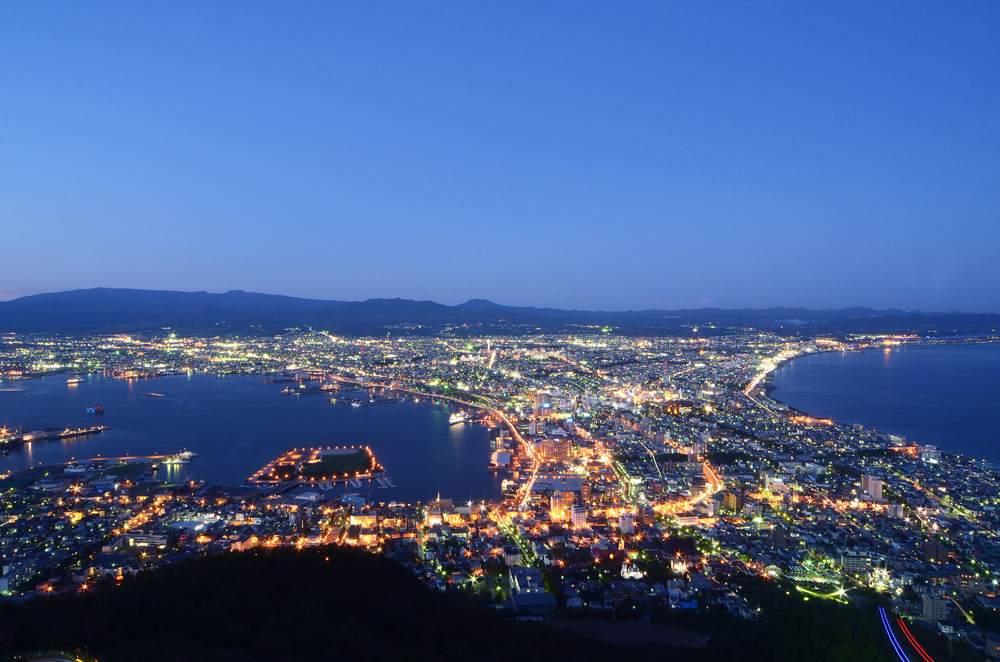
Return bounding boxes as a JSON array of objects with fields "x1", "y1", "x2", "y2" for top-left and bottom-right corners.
[
  {"x1": 0, "y1": 374, "x2": 500, "y2": 504},
  {"x1": 770, "y1": 343, "x2": 1000, "y2": 463}
]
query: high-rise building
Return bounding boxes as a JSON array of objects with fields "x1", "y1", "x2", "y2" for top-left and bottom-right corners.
[
  {"x1": 923, "y1": 540, "x2": 950, "y2": 564},
  {"x1": 549, "y1": 491, "x2": 575, "y2": 521},
  {"x1": 571, "y1": 505, "x2": 588, "y2": 529},
  {"x1": 922, "y1": 594, "x2": 949, "y2": 623},
  {"x1": 770, "y1": 522, "x2": 788, "y2": 550},
  {"x1": 886, "y1": 503, "x2": 905, "y2": 518},
  {"x1": 619, "y1": 511, "x2": 635, "y2": 535},
  {"x1": 533, "y1": 392, "x2": 552, "y2": 417},
  {"x1": 541, "y1": 438, "x2": 573, "y2": 460},
  {"x1": 723, "y1": 491, "x2": 744, "y2": 513},
  {"x1": 840, "y1": 551, "x2": 872, "y2": 573},
  {"x1": 861, "y1": 475, "x2": 883, "y2": 502}
]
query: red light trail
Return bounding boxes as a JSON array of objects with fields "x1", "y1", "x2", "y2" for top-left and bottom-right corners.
[{"x1": 897, "y1": 618, "x2": 936, "y2": 662}]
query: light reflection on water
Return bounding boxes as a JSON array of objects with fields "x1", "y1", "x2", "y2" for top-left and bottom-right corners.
[
  {"x1": 771, "y1": 343, "x2": 1000, "y2": 462},
  {"x1": 0, "y1": 374, "x2": 500, "y2": 503}
]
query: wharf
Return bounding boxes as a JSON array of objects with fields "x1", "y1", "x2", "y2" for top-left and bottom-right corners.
[
  {"x1": 52, "y1": 425, "x2": 112, "y2": 440},
  {"x1": 0, "y1": 425, "x2": 111, "y2": 449},
  {"x1": 332, "y1": 396, "x2": 405, "y2": 407},
  {"x1": 280, "y1": 385, "x2": 334, "y2": 395},
  {"x1": 245, "y1": 446, "x2": 389, "y2": 487}
]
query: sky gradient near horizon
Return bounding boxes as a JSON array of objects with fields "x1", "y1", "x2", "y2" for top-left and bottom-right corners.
[{"x1": 1, "y1": 2, "x2": 998, "y2": 312}]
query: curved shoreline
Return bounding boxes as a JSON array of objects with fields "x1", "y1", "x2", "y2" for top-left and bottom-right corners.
[
  {"x1": 763, "y1": 348, "x2": 897, "y2": 430},
  {"x1": 765, "y1": 343, "x2": 1000, "y2": 461}
]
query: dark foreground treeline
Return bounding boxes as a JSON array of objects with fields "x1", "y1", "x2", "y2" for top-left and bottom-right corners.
[
  {"x1": 690, "y1": 577, "x2": 981, "y2": 662},
  {"x1": 0, "y1": 546, "x2": 627, "y2": 662},
  {"x1": 0, "y1": 547, "x2": 981, "y2": 662}
]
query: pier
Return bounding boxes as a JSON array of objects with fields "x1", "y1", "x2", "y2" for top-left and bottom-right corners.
[
  {"x1": 0, "y1": 425, "x2": 111, "y2": 450},
  {"x1": 246, "y1": 446, "x2": 388, "y2": 487},
  {"x1": 330, "y1": 396, "x2": 405, "y2": 407}
]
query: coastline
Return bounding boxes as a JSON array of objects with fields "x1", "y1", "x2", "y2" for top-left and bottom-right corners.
[
  {"x1": 0, "y1": 373, "x2": 501, "y2": 503},
  {"x1": 765, "y1": 342, "x2": 1000, "y2": 462}
]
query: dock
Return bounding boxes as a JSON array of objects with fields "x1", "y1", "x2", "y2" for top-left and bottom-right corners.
[
  {"x1": 0, "y1": 425, "x2": 111, "y2": 450},
  {"x1": 245, "y1": 446, "x2": 391, "y2": 488}
]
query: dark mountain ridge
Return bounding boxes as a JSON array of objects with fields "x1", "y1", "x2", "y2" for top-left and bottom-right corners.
[{"x1": 0, "y1": 288, "x2": 997, "y2": 336}]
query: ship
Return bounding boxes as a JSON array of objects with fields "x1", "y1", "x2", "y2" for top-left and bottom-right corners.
[
  {"x1": 146, "y1": 393, "x2": 165, "y2": 398},
  {"x1": 163, "y1": 450, "x2": 199, "y2": 464},
  {"x1": 86, "y1": 405, "x2": 104, "y2": 414},
  {"x1": 449, "y1": 411, "x2": 470, "y2": 425},
  {"x1": 67, "y1": 377, "x2": 84, "y2": 384}
]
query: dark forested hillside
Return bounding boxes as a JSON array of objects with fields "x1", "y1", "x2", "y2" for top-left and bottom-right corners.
[{"x1": 0, "y1": 546, "x2": 621, "y2": 662}]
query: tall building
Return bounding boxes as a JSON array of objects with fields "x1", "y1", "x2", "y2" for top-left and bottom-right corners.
[
  {"x1": 533, "y1": 392, "x2": 552, "y2": 417},
  {"x1": 571, "y1": 505, "x2": 588, "y2": 529},
  {"x1": 722, "y1": 491, "x2": 744, "y2": 513},
  {"x1": 619, "y1": 511, "x2": 635, "y2": 535},
  {"x1": 861, "y1": 475, "x2": 883, "y2": 502},
  {"x1": 549, "y1": 491, "x2": 575, "y2": 521},
  {"x1": 923, "y1": 540, "x2": 950, "y2": 564},
  {"x1": 840, "y1": 551, "x2": 872, "y2": 573},
  {"x1": 922, "y1": 594, "x2": 949, "y2": 623},
  {"x1": 541, "y1": 438, "x2": 573, "y2": 461},
  {"x1": 770, "y1": 522, "x2": 788, "y2": 550}
]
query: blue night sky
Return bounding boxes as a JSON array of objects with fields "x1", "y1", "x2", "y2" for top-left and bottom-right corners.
[{"x1": 1, "y1": 2, "x2": 998, "y2": 312}]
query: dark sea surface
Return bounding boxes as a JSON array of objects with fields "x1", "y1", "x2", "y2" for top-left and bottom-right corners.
[
  {"x1": 770, "y1": 343, "x2": 1000, "y2": 462},
  {"x1": 0, "y1": 374, "x2": 499, "y2": 504}
]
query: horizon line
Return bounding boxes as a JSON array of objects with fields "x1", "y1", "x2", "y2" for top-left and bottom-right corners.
[{"x1": 0, "y1": 286, "x2": 993, "y2": 316}]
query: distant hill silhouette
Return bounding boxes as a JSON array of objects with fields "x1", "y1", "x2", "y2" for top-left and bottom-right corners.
[{"x1": 0, "y1": 288, "x2": 997, "y2": 335}]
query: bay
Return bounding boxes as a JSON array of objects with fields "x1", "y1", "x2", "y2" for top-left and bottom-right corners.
[
  {"x1": 0, "y1": 374, "x2": 499, "y2": 504},
  {"x1": 770, "y1": 343, "x2": 1000, "y2": 462}
]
